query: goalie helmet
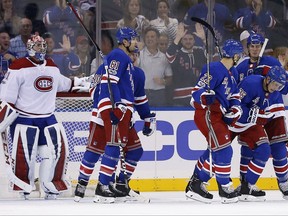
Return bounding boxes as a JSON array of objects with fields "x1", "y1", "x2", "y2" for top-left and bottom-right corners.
[
  {"x1": 247, "y1": 33, "x2": 264, "y2": 46},
  {"x1": 116, "y1": 27, "x2": 138, "y2": 44},
  {"x1": 27, "y1": 35, "x2": 47, "y2": 62},
  {"x1": 266, "y1": 65, "x2": 286, "y2": 90},
  {"x1": 222, "y1": 39, "x2": 243, "y2": 58}
]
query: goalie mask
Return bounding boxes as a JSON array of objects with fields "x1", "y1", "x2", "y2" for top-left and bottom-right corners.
[{"x1": 27, "y1": 35, "x2": 47, "y2": 62}]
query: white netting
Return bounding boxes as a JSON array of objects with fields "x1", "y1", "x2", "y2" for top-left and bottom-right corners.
[{"x1": 55, "y1": 96, "x2": 93, "y2": 164}]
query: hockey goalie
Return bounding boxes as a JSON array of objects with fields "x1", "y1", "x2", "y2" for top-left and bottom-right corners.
[{"x1": 0, "y1": 34, "x2": 88, "y2": 200}]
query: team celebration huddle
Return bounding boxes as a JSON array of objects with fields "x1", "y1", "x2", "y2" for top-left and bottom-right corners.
[{"x1": 0, "y1": 0, "x2": 288, "y2": 205}]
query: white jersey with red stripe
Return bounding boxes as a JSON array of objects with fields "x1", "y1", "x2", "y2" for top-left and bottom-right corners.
[{"x1": 0, "y1": 57, "x2": 72, "y2": 117}]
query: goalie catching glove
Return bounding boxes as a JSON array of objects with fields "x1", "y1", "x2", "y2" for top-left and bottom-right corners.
[
  {"x1": 110, "y1": 103, "x2": 127, "y2": 125},
  {"x1": 142, "y1": 112, "x2": 156, "y2": 136},
  {"x1": 222, "y1": 106, "x2": 242, "y2": 125},
  {"x1": 72, "y1": 76, "x2": 92, "y2": 92},
  {"x1": 200, "y1": 90, "x2": 216, "y2": 106}
]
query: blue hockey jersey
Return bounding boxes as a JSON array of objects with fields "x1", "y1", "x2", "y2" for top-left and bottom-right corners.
[{"x1": 191, "y1": 61, "x2": 241, "y2": 113}]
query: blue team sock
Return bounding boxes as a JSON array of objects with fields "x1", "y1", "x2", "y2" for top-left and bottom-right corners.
[
  {"x1": 246, "y1": 144, "x2": 270, "y2": 185},
  {"x1": 78, "y1": 150, "x2": 101, "y2": 184},
  {"x1": 239, "y1": 146, "x2": 253, "y2": 181},
  {"x1": 270, "y1": 142, "x2": 288, "y2": 183},
  {"x1": 99, "y1": 145, "x2": 120, "y2": 185}
]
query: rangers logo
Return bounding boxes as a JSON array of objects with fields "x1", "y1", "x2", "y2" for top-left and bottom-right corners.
[{"x1": 34, "y1": 76, "x2": 53, "y2": 92}]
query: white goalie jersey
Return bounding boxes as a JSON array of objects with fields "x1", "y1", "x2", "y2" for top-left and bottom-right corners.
[{"x1": 0, "y1": 57, "x2": 72, "y2": 116}]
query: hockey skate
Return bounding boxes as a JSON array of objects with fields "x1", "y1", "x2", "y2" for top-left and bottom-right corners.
[
  {"x1": 278, "y1": 180, "x2": 288, "y2": 200},
  {"x1": 238, "y1": 179, "x2": 266, "y2": 202},
  {"x1": 94, "y1": 182, "x2": 115, "y2": 204},
  {"x1": 115, "y1": 179, "x2": 150, "y2": 203},
  {"x1": 185, "y1": 175, "x2": 213, "y2": 204},
  {"x1": 74, "y1": 180, "x2": 87, "y2": 202},
  {"x1": 44, "y1": 192, "x2": 59, "y2": 200},
  {"x1": 217, "y1": 181, "x2": 238, "y2": 204},
  {"x1": 19, "y1": 192, "x2": 30, "y2": 200}
]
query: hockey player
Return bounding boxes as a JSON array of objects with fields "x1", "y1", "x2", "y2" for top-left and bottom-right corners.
[
  {"x1": 229, "y1": 65, "x2": 286, "y2": 202},
  {"x1": 74, "y1": 49, "x2": 156, "y2": 203},
  {"x1": 74, "y1": 27, "x2": 155, "y2": 203},
  {"x1": 236, "y1": 33, "x2": 288, "y2": 200},
  {"x1": 75, "y1": 48, "x2": 155, "y2": 202},
  {"x1": 0, "y1": 34, "x2": 85, "y2": 199},
  {"x1": 186, "y1": 39, "x2": 243, "y2": 204}
]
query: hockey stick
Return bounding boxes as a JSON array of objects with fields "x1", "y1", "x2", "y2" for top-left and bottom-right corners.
[
  {"x1": 257, "y1": 38, "x2": 269, "y2": 65},
  {"x1": 191, "y1": 17, "x2": 222, "y2": 59},
  {"x1": 0, "y1": 130, "x2": 33, "y2": 192},
  {"x1": 192, "y1": 16, "x2": 214, "y2": 177},
  {"x1": 66, "y1": 0, "x2": 128, "y2": 188}
]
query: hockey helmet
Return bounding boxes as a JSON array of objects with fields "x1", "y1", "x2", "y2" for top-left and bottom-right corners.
[
  {"x1": 27, "y1": 35, "x2": 47, "y2": 61},
  {"x1": 247, "y1": 33, "x2": 264, "y2": 46},
  {"x1": 116, "y1": 27, "x2": 138, "y2": 44},
  {"x1": 266, "y1": 65, "x2": 286, "y2": 90},
  {"x1": 222, "y1": 39, "x2": 243, "y2": 58}
]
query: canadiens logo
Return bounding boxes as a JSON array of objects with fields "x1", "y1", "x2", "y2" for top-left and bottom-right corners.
[{"x1": 34, "y1": 76, "x2": 53, "y2": 92}]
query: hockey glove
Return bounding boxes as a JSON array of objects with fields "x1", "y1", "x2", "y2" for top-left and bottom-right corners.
[
  {"x1": 249, "y1": 107, "x2": 274, "y2": 125},
  {"x1": 222, "y1": 106, "x2": 242, "y2": 125},
  {"x1": 72, "y1": 76, "x2": 92, "y2": 92},
  {"x1": 142, "y1": 112, "x2": 156, "y2": 136},
  {"x1": 200, "y1": 90, "x2": 216, "y2": 106},
  {"x1": 110, "y1": 103, "x2": 127, "y2": 125}
]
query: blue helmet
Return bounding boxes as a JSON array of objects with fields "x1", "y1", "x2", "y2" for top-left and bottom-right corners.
[
  {"x1": 222, "y1": 39, "x2": 243, "y2": 58},
  {"x1": 267, "y1": 66, "x2": 286, "y2": 87},
  {"x1": 247, "y1": 33, "x2": 264, "y2": 46},
  {"x1": 116, "y1": 27, "x2": 138, "y2": 44}
]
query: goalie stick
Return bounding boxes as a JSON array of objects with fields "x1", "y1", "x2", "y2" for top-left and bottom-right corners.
[{"x1": 0, "y1": 130, "x2": 33, "y2": 193}]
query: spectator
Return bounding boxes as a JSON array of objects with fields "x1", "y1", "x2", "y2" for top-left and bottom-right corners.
[
  {"x1": 166, "y1": 23, "x2": 206, "y2": 106},
  {"x1": 170, "y1": 0, "x2": 197, "y2": 22},
  {"x1": 0, "y1": 0, "x2": 21, "y2": 37},
  {"x1": 234, "y1": 0, "x2": 276, "y2": 39},
  {"x1": 9, "y1": 18, "x2": 33, "y2": 58},
  {"x1": 43, "y1": 0, "x2": 82, "y2": 52},
  {"x1": 0, "y1": 29, "x2": 17, "y2": 84},
  {"x1": 182, "y1": 0, "x2": 234, "y2": 45},
  {"x1": 43, "y1": 32, "x2": 80, "y2": 78},
  {"x1": 139, "y1": 27, "x2": 173, "y2": 106},
  {"x1": 117, "y1": 0, "x2": 149, "y2": 50},
  {"x1": 74, "y1": 35, "x2": 92, "y2": 77},
  {"x1": 24, "y1": 2, "x2": 47, "y2": 37},
  {"x1": 149, "y1": 0, "x2": 178, "y2": 46},
  {"x1": 272, "y1": 46, "x2": 288, "y2": 106},
  {"x1": 158, "y1": 32, "x2": 169, "y2": 53},
  {"x1": 272, "y1": 46, "x2": 288, "y2": 71}
]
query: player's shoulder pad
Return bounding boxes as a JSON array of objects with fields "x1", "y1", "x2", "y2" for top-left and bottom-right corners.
[
  {"x1": 45, "y1": 58, "x2": 58, "y2": 67},
  {"x1": 9, "y1": 57, "x2": 34, "y2": 70}
]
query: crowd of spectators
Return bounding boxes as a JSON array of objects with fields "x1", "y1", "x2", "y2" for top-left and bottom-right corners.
[{"x1": 1, "y1": 0, "x2": 288, "y2": 107}]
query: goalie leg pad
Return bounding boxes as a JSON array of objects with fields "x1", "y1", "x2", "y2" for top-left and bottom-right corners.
[
  {"x1": 0, "y1": 101, "x2": 19, "y2": 132},
  {"x1": 39, "y1": 123, "x2": 70, "y2": 194},
  {"x1": 11, "y1": 124, "x2": 39, "y2": 191}
]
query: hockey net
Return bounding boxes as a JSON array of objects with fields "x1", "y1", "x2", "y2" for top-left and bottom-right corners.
[{"x1": 0, "y1": 93, "x2": 97, "y2": 198}]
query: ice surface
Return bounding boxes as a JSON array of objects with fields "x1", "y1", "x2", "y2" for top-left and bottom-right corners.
[{"x1": 0, "y1": 191, "x2": 287, "y2": 215}]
